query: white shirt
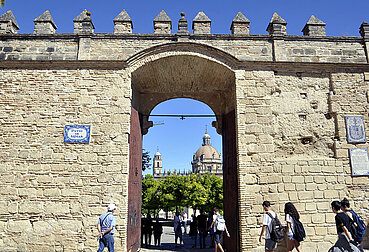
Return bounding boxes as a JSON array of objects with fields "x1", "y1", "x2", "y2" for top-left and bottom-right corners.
[
  {"x1": 183, "y1": 213, "x2": 187, "y2": 222},
  {"x1": 262, "y1": 210, "x2": 276, "y2": 239},
  {"x1": 285, "y1": 214, "x2": 295, "y2": 236},
  {"x1": 212, "y1": 214, "x2": 218, "y2": 232}
]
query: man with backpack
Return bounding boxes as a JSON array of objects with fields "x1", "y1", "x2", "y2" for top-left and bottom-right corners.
[
  {"x1": 259, "y1": 201, "x2": 283, "y2": 252},
  {"x1": 209, "y1": 208, "x2": 230, "y2": 252},
  {"x1": 341, "y1": 198, "x2": 367, "y2": 252}
]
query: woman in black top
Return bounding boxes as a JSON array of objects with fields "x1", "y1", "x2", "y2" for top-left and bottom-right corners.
[{"x1": 328, "y1": 201, "x2": 360, "y2": 252}]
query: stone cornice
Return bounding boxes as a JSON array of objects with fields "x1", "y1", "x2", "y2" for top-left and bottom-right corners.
[
  {"x1": 1, "y1": 59, "x2": 369, "y2": 73},
  {"x1": 0, "y1": 33, "x2": 364, "y2": 43}
]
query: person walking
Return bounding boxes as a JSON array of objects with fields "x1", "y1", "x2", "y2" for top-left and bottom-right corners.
[
  {"x1": 259, "y1": 201, "x2": 278, "y2": 252},
  {"x1": 189, "y1": 214, "x2": 198, "y2": 248},
  {"x1": 183, "y1": 211, "x2": 188, "y2": 234},
  {"x1": 153, "y1": 217, "x2": 163, "y2": 247},
  {"x1": 208, "y1": 211, "x2": 215, "y2": 248},
  {"x1": 328, "y1": 201, "x2": 360, "y2": 252},
  {"x1": 97, "y1": 203, "x2": 117, "y2": 252},
  {"x1": 341, "y1": 198, "x2": 365, "y2": 252},
  {"x1": 209, "y1": 208, "x2": 230, "y2": 252},
  {"x1": 145, "y1": 213, "x2": 153, "y2": 247},
  {"x1": 284, "y1": 202, "x2": 303, "y2": 252},
  {"x1": 174, "y1": 211, "x2": 184, "y2": 247},
  {"x1": 197, "y1": 210, "x2": 208, "y2": 249}
]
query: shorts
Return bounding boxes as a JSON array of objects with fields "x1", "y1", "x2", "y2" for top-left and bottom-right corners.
[
  {"x1": 265, "y1": 239, "x2": 277, "y2": 250},
  {"x1": 214, "y1": 231, "x2": 222, "y2": 244},
  {"x1": 287, "y1": 234, "x2": 294, "y2": 239}
]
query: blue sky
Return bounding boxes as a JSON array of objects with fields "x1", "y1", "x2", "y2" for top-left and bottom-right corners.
[
  {"x1": 2, "y1": 0, "x2": 369, "y2": 36},
  {"x1": 2, "y1": 0, "x2": 369, "y2": 174},
  {"x1": 144, "y1": 99, "x2": 221, "y2": 175}
]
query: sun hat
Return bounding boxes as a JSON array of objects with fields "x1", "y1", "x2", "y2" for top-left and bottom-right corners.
[{"x1": 107, "y1": 203, "x2": 117, "y2": 211}]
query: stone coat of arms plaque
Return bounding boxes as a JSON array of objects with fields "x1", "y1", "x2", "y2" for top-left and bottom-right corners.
[{"x1": 345, "y1": 116, "x2": 366, "y2": 143}]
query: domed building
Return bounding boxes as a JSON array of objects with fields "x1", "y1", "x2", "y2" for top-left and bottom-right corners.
[{"x1": 191, "y1": 130, "x2": 222, "y2": 177}]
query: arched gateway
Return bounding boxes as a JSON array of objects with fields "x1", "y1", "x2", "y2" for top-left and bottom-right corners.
[
  {"x1": 0, "y1": 9, "x2": 369, "y2": 252},
  {"x1": 127, "y1": 43, "x2": 239, "y2": 251}
]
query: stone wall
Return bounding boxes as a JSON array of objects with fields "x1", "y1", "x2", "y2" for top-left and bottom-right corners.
[
  {"x1": 1, "y1": 10, "x2": 369, "y2": 252},
  {"x1": 0, "y1": 69, "x2": 131, "y2": 251},
  {"x1": 236, "y1": 69, "x2": 369, "y2": 251}
]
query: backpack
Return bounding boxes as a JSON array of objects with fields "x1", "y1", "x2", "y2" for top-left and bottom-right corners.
[
  {"x1": 349, "y1": 210, "x2": 367, "y2": 236},
  {"x1": 266, "y1": 212, "x2": 284, "y2": 242},
  {"x1": 291, "y1": 216, "x2": 306, "y2": 242},
  {"x1": 215, "y1": 214, "x2": 226, "y2": 232},
  {"x1": 345, "y1": 212, "x2": 358, "y2": 242}
]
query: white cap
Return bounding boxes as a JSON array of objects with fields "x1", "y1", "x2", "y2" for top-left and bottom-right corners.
[{"x1": 107, "y1": 203, "x2": 117, "y2": 211}]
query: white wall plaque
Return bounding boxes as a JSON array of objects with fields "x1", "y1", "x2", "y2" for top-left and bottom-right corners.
[{"x1": 349, "y1": 148, "x2": 369, "y2": 176}]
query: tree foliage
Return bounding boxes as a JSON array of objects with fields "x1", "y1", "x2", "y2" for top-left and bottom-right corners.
[
  {"x1": 142, "y1": 149, "x2": 151, "y2": 172},
  {"x1": 142, "y1": 173, "x2": 223, "y2": 216},
  {"x1": 0, "y1": 0, "x2": 5, "y2": 7},
  {"x1": 141, "y1": 175, "x2": 161, "y2": 215}
]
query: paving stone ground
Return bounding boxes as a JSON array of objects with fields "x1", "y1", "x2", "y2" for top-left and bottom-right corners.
[
  {"x1": 141, "y1": 224, "x2": 214, "y2": 252},
  {"x1": 140, "y1": 222, "x2": 369, "y2": 252}
]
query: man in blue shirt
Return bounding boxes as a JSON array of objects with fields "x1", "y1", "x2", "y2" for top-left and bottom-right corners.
[{"x1": 97, "y1": 203, "x2": 117, "y2": 252}]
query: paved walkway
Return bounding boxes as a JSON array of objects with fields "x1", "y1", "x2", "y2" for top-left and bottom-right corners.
[
  {"x1": 141, "y1": 223, "x2": 369, "y2": 252},
  {"x1": 141, "y1": 225, "x2": 214, "y2": 252}
]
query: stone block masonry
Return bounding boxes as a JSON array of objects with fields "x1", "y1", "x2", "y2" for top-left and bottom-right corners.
[
  {"x1": 0, "y1": 69, "x2": 131, "y2": 251},
  {"x1": 0, "y1": 9, "x2": 369, "y2": 252}
]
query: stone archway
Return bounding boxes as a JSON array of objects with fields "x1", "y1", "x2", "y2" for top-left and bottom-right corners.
[{"x1": 127, "y1": 43, "x2": 239, "y2": 251}]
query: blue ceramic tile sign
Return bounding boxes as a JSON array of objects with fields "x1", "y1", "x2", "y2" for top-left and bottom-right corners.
[
  {"x1": 345, "y1": 116, "x2": 366, "y2": 143},
  {"x1": 349, "y1": 148, "x2": 369, "y2": 176},
  {"x1": 64, "y1": 125, "x2": 91, "y2": 143}
]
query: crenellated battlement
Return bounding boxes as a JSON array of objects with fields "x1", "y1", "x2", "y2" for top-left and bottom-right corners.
[
  {"x1": 1, "y1": 9, "x2": 369, "y2": 66},
  {"x1": 0, "y1": 9, "x2": 367, "y2": 37}
]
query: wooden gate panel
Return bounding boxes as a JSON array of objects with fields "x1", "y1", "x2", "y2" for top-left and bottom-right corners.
[
  {"x1": 222, "y1": 110, "x2": 239, "y2": 251},
  {"x1": 127, "y1": 107, "x2": 142, "y2": 252}
]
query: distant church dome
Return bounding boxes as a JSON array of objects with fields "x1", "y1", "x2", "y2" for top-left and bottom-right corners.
[
  {"x1": 192, "y1": 129, "x2": 222, "y2": 177},
  {"x1": 155, "y1": 151, "x2": 161, "y2": 156},
  {"x1": 194, "y1": 145, "x2": 220, "y2": 160}
]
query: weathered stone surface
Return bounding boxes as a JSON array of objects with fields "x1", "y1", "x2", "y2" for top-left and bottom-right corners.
[
  {"x1": 114, "y1": 10, "x2": 132, "y2": 34},
  {"x1": 231, "y1": 12, "x2": 250, "y2": 35},
  {"x1": 192, "y1": 12, "x2": 211, "y2": 34},
  {"x1": 266, "y1": 12, "x2": 287, "y2": 35},
  {"x1": 302, "y1": 15, "x2": 326, "y2": 36},
  {"x1": 33, "y1": 10, "x2": 57, "y2": 34},
  {"x1": 0, "y1": 10, "x2": 19, "y2": 34},
  {"x1": 153, "y1": 10, "x2": 171, "y2": 34},
  {"x1": 73, "y1": 10, "x2": 94, "y2": 34}
]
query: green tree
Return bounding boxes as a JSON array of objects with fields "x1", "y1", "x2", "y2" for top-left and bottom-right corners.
[
  {"x1": 160, "y1": 174, "x2": 187, "y2": 212},
  {"x1": 141, "y1": 173, "x2": 223, "y2": 218},
  {"x1": 142, "y1": 149, "x2": 151, "y2": 172},
  {"x1": 141, "y1": 175, "x2": 161, "y2": 216},
  {"x1": 197, "y1": 173, "x2": 223, "y2": 213},
  {"x1": 184, "y1": 174, "x2": 208, "y2": 213},
  {"x1": 0, "y1": 0, "x2": 5, "y2": 7}
]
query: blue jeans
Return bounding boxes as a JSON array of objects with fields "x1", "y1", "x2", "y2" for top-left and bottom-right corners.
[
  {"x1": 98, "y1": 234, "x2": 114, "y2": 252},
  {"x1": 198, "y1": 228, "x2": 206, "y2": 248}
]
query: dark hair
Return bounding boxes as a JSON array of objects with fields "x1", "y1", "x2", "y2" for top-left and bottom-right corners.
[
  {"x1": 284, "y1": 202, "x2": 300, "y2": 220},
  {"x1": 331, "y1": 201, "x2": 341, "y2": 211},
  {"x1": 262, "y1": 201, "x2": 271, "y2": 207},
  {"x1": 213, "y1": 208, "x2": 219, "y2": 213},
  {"x1": 341, "y1": 198, "x2": 350, "y2": 208}
]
